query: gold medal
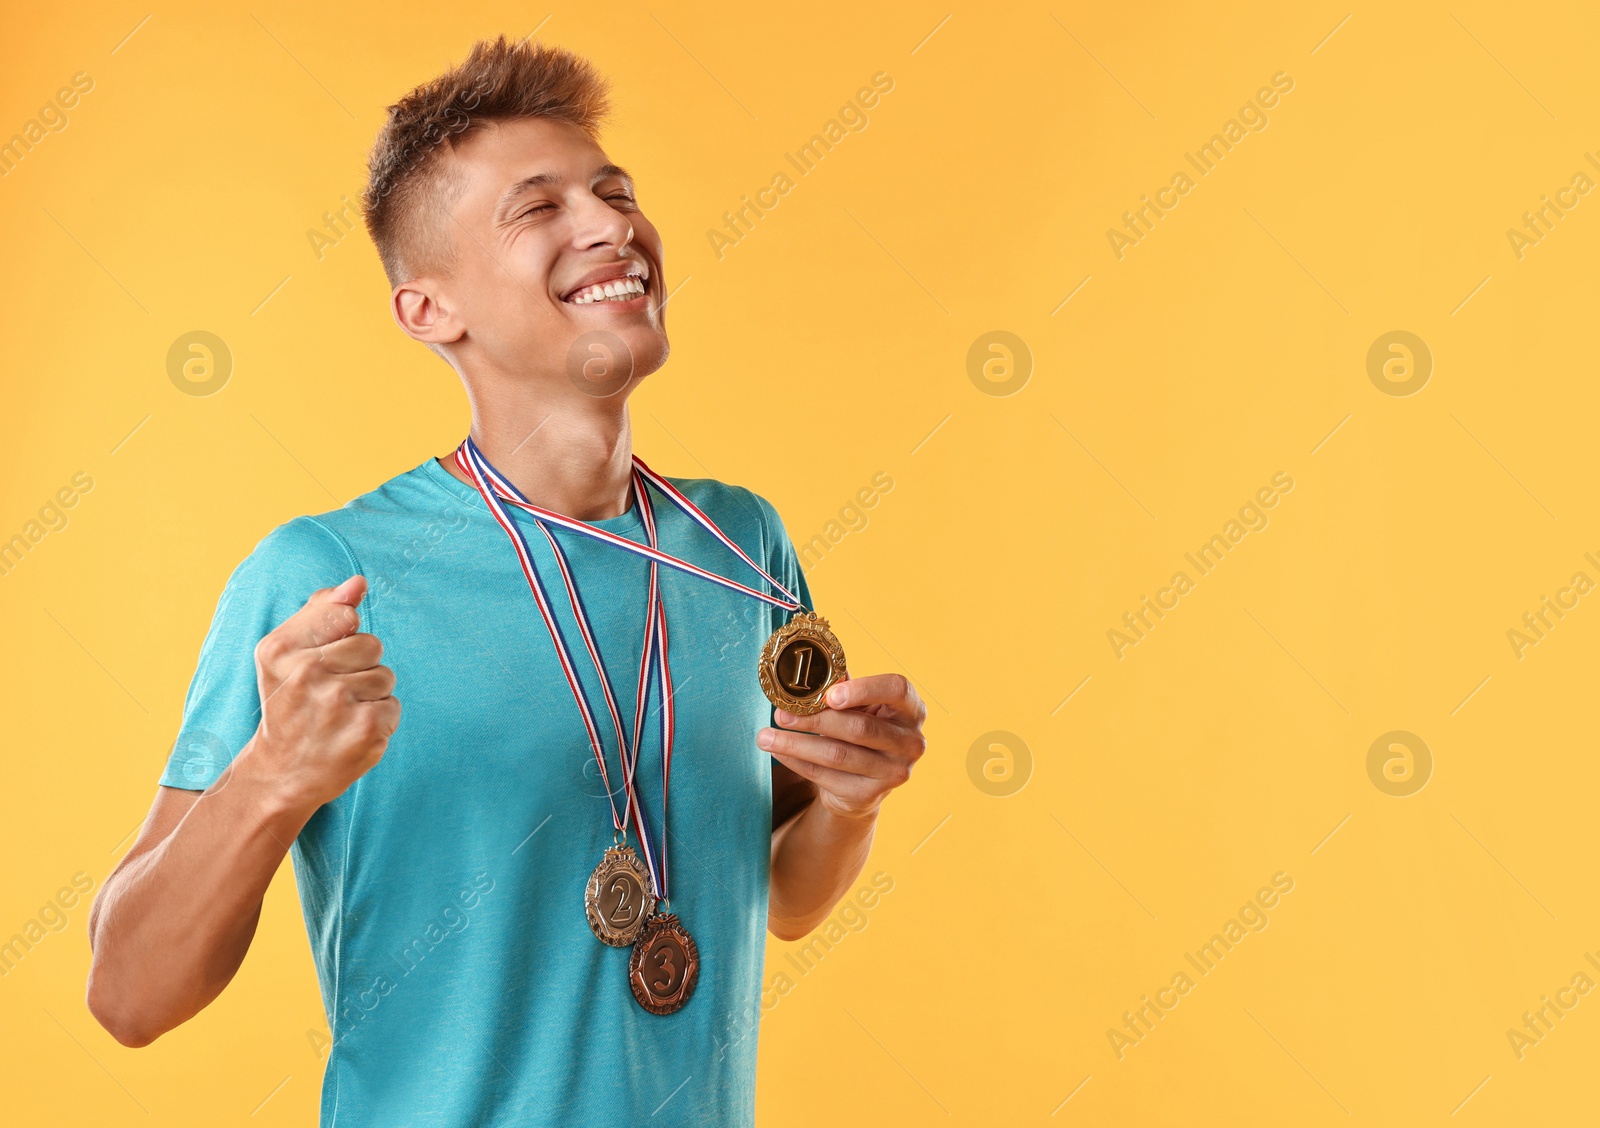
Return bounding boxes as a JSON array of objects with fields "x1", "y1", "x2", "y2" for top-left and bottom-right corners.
[
  {"x1": 584, "y1": 845, "x2": 657, "y2": 947},
  {"x1": 628, "y1": 912, "x2": 699, "y2": 1015},
  {"x1": 758, "y1": 612, "x2": 847, "y2": 715}
]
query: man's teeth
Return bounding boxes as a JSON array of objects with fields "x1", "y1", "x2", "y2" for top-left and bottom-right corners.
[{"x1": 569, "y1": 276, "x2": 646, "y2": 304}]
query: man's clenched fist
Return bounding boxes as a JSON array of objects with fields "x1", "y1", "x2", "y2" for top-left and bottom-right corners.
[{"x1": 245, "y1": 576, "x2": 400, "y2": 808}]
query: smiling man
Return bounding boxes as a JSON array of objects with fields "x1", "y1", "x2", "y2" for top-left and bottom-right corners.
[{"x1": 84, "y1": 35, "x2": 926, "y2": 1128}]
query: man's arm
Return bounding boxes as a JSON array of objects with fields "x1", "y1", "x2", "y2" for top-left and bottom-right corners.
[
  {"x1": 87, "y1": 577, "x2": 398, "y2": 1047},
  {"x1": 87, "y1": 770, "x2": 318, "y2": 1045},
  {"x1": 763, "y1": 674, "x2": 926, "y2": 941}
]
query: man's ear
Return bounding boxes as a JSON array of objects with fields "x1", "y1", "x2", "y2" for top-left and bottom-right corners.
[{"x1": 392, "y1": 278, "x2": 465, "y2": 346}]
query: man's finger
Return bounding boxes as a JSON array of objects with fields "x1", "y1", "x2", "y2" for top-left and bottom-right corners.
[
  {"x1": 317, "y1": 633, "x2": 384, "y2": 674},
  {"x1": 283, "y1": 576, "x2": 367, "y2": 650},
  {"x1": 773, "y1": 706, "x2": 918, "y2": 759},
  {"x1": 822, "y1": 673, "x2": 925, "y2": 723},
  {"x1": 341, "y1": 667, "x2": 397, "y2": 702},
  {"x1": 324, "y1": 575, "x2": 366, "y2": 605},
  {"x1": 362, "y1": 695, "x2": 403, "y2": 738},
  {"x1": 757, "y1": 727, "x2": 903, "y2": 780},
  {"x1": 769, "y1": 752, "x2": 882, "y2": 808}
]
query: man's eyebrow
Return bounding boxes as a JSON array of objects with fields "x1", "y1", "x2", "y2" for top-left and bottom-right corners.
[{"x1": 496, "y1": 172, "x2": 559, "y2": 217}]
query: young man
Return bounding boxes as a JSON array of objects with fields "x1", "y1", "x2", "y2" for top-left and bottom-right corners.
[{"x1": 85, "y1": 35, "x2": 925, "y2": 1127}]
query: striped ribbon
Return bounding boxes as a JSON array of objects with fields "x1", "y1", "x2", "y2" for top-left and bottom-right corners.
[
  {"x1": 455, "y1": 443, "x2": 804, "y2": 613},
  {"x1": 456, "y1": 438, "x2": 796, "y2": 902},
  {"x1": 456, "y1": 440, "x2": 659, "y2": 889}
]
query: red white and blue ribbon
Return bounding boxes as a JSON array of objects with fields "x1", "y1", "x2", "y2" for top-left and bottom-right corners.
[
  {"x1": 457, "y1": 443, "x2": 804, "y2": 614},
  {"x1": 633, "y1": 467, "x2": 676, "y2": 900},
  {"x1": 457, "y1": 440, "x2": 657, "y2": 879},
  {"x1": 630, "y1": 456, "x2": 805, "y2": 614},
  {"x1": 458, "y1": 438, "x2": 798, "y2": 902}
]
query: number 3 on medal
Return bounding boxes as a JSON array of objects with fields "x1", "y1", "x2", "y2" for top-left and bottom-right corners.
[
  {"x1": 629, "y1": 914, "x2": 699, "y2": 1014},
  {"x1": 651, "y1": 944, "x2": 676, "y2": 991}
]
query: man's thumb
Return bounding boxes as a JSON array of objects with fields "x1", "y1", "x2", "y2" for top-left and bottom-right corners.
[{"x1": 322, "y1": 575, "x2": 367, "y2": 606}]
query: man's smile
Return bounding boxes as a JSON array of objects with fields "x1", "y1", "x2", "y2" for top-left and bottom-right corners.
[{"x1": 560, "y1": 262, "x2": 650, "y2": 306}]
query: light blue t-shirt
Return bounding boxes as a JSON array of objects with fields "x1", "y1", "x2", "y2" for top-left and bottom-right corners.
[{"x1": 159, "y1": 457, "x2": 809, "y2": 1127}]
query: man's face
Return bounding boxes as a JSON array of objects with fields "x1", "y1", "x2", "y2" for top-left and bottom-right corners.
[{"x1": 416, "y1": 116, "x2": 669, "y2": 394}]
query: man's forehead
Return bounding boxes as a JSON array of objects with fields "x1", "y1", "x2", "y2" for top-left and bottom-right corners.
[{"x1": 446, "y1": 118, "x2": 626, "y2": 199}]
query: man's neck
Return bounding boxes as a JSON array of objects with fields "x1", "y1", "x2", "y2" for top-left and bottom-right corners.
[{"x1": 441, "y1": 393, "x2": 635, "y2": 521}]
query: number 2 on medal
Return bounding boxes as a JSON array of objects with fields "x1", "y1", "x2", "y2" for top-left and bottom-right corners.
[
  {"x1": 607, "y1": 875, "x2": 634, "y2": 924},
  {"x1": 650, "y1": 943, "x2": 677, "y2": 991},
  {"x1": 787, "y1": 646, "x2": 813, "y2": 691}
]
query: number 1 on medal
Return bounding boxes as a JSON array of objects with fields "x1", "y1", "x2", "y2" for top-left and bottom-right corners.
[{"x1": 788, "y1": 646, "x2": 812, "y2": 691}]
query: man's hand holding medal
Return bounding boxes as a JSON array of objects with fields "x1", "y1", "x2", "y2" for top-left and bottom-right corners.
[{"x1": 759, "y1": 673, "x2": 927, "y2": 820}]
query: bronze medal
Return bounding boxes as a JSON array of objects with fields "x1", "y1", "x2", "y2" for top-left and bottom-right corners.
[
  {"x1": 758, "y1": 612, "x2": 848, "y2": 715},
  {"x1": 628, "y1": 912, "x2": 699, "y2": 1015},
  {"x1": 585, "y1": 845, "x2": 657, "y2": 947}
]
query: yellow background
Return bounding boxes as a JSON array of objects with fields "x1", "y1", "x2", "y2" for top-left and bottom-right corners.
[{"x1": 3, "y1": 1, "x2": 1598, "y2": 1123}]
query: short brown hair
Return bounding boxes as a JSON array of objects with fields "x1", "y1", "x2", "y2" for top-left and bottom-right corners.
[{"x1": 361, "y1": 35, "x2": 611, "y2": 287}]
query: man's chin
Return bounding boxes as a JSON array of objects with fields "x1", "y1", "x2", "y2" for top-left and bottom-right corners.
[
  {"x1": 612, "y1": 326, "x2": 669, "y2": 378},
  {"x1": 562, "y1": 325, "x2": 669, "y2": 399}
]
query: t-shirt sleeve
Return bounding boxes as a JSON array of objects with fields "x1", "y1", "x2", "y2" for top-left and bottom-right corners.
[
  {"x1": 749, "y1": 491, "x2": 813, "y2": 639},
  {"x1": 159, "y1": 516, "x2": 362, "y2": 791}
]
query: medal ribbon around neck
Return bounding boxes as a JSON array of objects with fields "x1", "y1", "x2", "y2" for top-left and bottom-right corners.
[
  {"x1": 457, "y1": 439, "x2": 665, "y2": 889},
  {"x1": 455, "y1": 438, "x2": 810, "y2": 900},
  {"x1": 457, "y1": 442, "x2": 805, "y2": 614},
  {"x1": 633, "y1": 466, "x2": 677, "y2": 900}
]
